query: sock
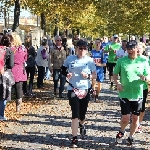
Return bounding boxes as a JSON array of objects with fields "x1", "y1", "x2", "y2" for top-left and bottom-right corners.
[
  {"x1": 129, "y1": 134, "x2": 133, "y2": 139},
  {"x1": 79, "y1": 122, "x2": 83, "y2": 128},
  {"x1": 73, "y1": 136, "x2": 77, "y2": 140},
  {"x1": 111, "y1": 82, "x2": 113, "y2": 86},
  {"x1": 120, "y1": 129, "x2": 125, "y2": 134}
]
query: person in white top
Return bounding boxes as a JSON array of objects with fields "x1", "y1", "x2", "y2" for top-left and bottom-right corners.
[
  {"x1": 115, "y1": 40, "x2": 128, "y2": 60},
  {"x1": 36, "y1": 39, "x2": 49, "y2": 88}
]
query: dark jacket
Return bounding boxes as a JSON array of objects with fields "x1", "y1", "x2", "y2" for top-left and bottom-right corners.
[{"x1": 0, "y1": 47, "x2": 14, "y2": 101}]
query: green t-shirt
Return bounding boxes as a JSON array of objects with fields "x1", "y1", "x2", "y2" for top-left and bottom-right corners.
[
  {"x1": 114, "y1": 56, "x2": 150, "y2": 100},
  {"x1": 148, "y1": 59, "x2": 150, "y2": 66},
  {"x1": 139, "y1": 55, "x2": 149, "y2": 90},
  {"x1": 104, "y1": 42, "x2": 121, "y2": 63}
]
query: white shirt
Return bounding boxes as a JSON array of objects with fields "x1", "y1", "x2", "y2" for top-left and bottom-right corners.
[
  {"x1": 116, "y1": 48, "x2": 128, "y2": 58},
  {"x1": 35, "y1": 46, "x2": 49, "y2": 67}
]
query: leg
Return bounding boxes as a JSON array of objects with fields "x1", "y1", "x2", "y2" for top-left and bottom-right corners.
[
  {"x1": 97, "y1": 82, "x2": 102, "y2": 95},
  {"x1": 68, "y1": 90, "x2": 79, "y2": 147},
  {"x1": 37, "y1": 66, "x2": 41, "y2": 88},
  {"x1": 116, "y1": 98, "x2": 130, "y2": 143},
  {"x1": 22, "y1": 67, "x2": 29, "y2": 94},
  {"x1": 139, "y1": 89, "x2": 148, "y2": 123},
  {"x1": 53, "y1": 69, "x2": 59, "y2": 94},
  {"x1": 59, "y1": 73, "x2": 66, "y2": 97},
  {"x1": 0, "y1": 100, "x2": 7, "y2": 119},
  {"x1": 37, "y1": 66, "x2": 44, "y2": 88},
  {"x1": 14, "y1": 82, "x2": 23, "y2": 112},
  {"x1": 29, "y1": 66, "x2": 35, "y2": 94},
  {"x1": 108, "y1": 63, "x2": 116, "y2": 89},
  {"x1": 103, "y1": 66, "x2": 106, "y2": 79},
  {"x1": 130, "y1": 99, "x2": 143, "y2": 136},
  {"x1": 79, "y1": 93, "x2": 89, "y2": 135}
]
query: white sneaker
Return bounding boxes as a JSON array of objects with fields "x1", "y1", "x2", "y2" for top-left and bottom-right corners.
[{"x1": 0, "y1": 115, "x2": 7, "y2": 121}]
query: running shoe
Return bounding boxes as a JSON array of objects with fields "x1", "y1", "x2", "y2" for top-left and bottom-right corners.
[
  {"x1": 71, "y1": 138, "x2": 78, "y2": 148},
  {"x1": 136, "y1": 125, "x2": 142, "y2": 133},
  {"x1": 79, "y1": 124, "x2": 86, "y2": 136},
  {"x1": 127, "y1": 137, "x2": 135, "y2": 145},
  {"x1": 116, "y1": 130, "x2": 125, "y2": 143}
]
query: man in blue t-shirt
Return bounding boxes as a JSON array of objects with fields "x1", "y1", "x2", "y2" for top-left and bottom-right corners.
[{"x1": 91, "y1": 38, "x2": 107, "y2": 102}]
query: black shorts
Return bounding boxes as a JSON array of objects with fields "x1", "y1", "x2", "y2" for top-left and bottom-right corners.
[
  {"x1": 67, "y1": 90, "x2": 90, "y2": 121},
  {"x1": 120, "y1": 98, "x2": 143, "y2": 116},
  {"x1": 141, "y1": 89, "x2": 148, "y2": 112},
  {"x1": 107, "y1": 63, "x2": 116, "y2": 76}
]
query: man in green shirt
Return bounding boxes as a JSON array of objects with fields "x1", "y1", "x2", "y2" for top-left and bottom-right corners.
[
  {"x1": 104, "y1": 34, "x2": 121, "y2": 90},
  {"x1": 136, "y1": 43, "x2": 149, "y2": 133},
  {"x1": 113, "y1": 40, "x2": 150, "y2": 145}
]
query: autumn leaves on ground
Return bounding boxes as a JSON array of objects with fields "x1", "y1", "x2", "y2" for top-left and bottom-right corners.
[{"x1": 0, "y1": 79, "x2": 150, "y2": 149}]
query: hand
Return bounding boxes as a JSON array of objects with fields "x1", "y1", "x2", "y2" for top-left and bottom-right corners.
[
  {"x1": 116, "y1": 83, "x2": 124, "y2": 91},
  {"x1": 0, "y1": 68, "x2": 4, "y2": 75},
  {"x1": 67, "y1": 73, "x2": 72, "y2": 79},
  {"x1": 81, "y1": 71, "x2": 88, "y2": 79},
  {"x1": 50, "y1": 69, "x2": 53, "y2": 73},
  {"x1": 137, "y1": 74, "x2": 145, "y2": 81},
  {"x1": 96, "y1": 63, "x2": 101, "y2": 66}
]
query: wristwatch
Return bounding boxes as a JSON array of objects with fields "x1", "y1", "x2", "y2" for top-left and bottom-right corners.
[{"x1": 144, "y1": 77, "x2": 148, "y2": 81}]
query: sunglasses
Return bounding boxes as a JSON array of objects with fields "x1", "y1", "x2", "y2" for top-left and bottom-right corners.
[
  {"x1": 57, "y1": 40, "x2": 62, "y2": 41},
  {"x1": 79, "y1": 47, "x2": 87, "y2": 50}
]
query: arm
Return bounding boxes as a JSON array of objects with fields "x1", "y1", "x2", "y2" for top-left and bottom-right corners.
[
  {"x1": 7, "y1": 49, "x2": 14, "y2": 69},
  {"x1": 81, "y1": 60, "x2": 97, "y2": 79},
  {"x1": 96, "y1": 63, "x2": 106, "y2": 67},
  {"x1": 96, "y1": 52, "x2": 107, "y2": 67},
  {"x1": 113, "y1": 74, "x2": 121, "y2": 85},
  {"x1": 90, "y1": 71, "x2": 97, "y2": 79},
  {"x1": 138, "y1": 61, "x2": 150, "y2": 82},
  {"x1": 49, "y1": 50, "x2": 54, "y2": 70}
]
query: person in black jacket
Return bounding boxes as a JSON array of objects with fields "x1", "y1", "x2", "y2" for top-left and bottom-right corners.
[
  {"x1": 0, "y1": 34, "x2": 14, "y2": 120},
  {"x1": 23, "y1": 46, "x2": 36, "y2": 96}
]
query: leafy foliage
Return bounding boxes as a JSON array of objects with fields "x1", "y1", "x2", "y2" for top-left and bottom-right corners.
[{"x1": 1, "y1": 0, "x2": 150, "y2": 37}]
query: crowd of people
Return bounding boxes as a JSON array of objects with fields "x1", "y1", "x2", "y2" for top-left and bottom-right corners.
[{"x1": 0, "y1": 32, "x2": 150, "y2": 148}]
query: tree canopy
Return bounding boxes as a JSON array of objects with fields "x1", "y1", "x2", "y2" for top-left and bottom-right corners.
[{"x1": 1, "y1": 0, "x2": 150, "y2": 37}]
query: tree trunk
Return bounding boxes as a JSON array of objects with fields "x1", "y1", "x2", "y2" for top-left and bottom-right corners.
[
  {"x1": 12, "y1": 0, "x2": 20, "y2": 32},
  {"x1": 41, "y1": 13, "x2": 46, "y2": 36}
]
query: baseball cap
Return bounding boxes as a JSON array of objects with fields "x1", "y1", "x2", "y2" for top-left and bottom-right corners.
[
  {"x1": 77, "y1": 40, "x2": 88, "y2": 47},
  {"x1": 126, "y1": 40, "x2": 137, "y2": 49},
  {"x1": 113, "y1": 34, "x2": 119, "y2": 38}
]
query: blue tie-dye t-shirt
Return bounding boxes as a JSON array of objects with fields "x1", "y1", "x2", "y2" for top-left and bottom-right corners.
[{"x1": 63, "y1": 55, "x2": 96, "y2": 90}]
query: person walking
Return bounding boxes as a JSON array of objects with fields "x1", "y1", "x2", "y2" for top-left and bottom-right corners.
[
  {"x1": 61, "y1": 40, "x2": 97, "y2": 147},
  {"x1": 0, "y1": 34, "x2": 14, "y2": 120},
  {"x1": 49, "y1": 35, "x2": 66, "y2": 98},
  {"x1": 113, "y1": 40, "x2": 150, "y2": 145},
  {"x1": 36, "y1": 39, "x2": 49, "y2": 89},
  {"x1": 11, "y1": 33, "x2": 27, "y2": 112},
  {"x1": 23, "y1": 46, "x2": 36, "y2": 96}
]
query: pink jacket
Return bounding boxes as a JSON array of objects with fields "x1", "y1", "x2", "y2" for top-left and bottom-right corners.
[{"x1": 12, "y1": 46, "x2": 27, "y2": 82}]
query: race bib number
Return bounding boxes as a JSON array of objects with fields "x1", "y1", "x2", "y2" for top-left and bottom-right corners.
[
  {"x1": 93, "y1": 58, "x2": 101, "y2": 63},
  {"x1": 73, "y1": 89, "x2": 87, "y2": 99}
]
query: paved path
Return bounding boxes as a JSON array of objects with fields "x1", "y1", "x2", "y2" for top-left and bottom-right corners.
[{"x1": 0, "y1": 78, "x2": 150, "y2": 150}]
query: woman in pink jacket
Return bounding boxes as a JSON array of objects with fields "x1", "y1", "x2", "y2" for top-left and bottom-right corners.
[{"x1": 11, "y1": 33, "x2": 27, "y2": 112}]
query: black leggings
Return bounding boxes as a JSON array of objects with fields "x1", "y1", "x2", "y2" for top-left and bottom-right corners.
[
  {"x1": 141, "y1": 89, "x2": 148, "y2": 112},
  {"x1": 23, "y1": 66, "x2": 35, "y2": 93},
  {"x1": 67, "y1": 90, "x2": 90, "y2": 121},
  {"x1": 14, "y1": 82, "x2": 23, "y2": 99}
]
